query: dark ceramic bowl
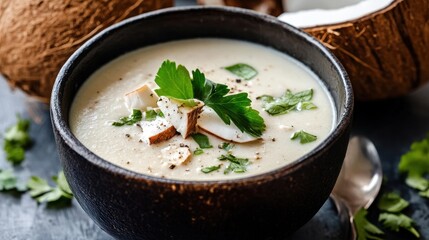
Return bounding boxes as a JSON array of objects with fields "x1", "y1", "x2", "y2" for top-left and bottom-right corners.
[{"x1": 51, "y1": 6, "x2": 353, "y2": 240}]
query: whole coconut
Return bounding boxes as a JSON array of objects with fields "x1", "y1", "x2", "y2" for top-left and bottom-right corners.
[{"x1": 0, "y1": 0, "x2": 173, "y2": 102}]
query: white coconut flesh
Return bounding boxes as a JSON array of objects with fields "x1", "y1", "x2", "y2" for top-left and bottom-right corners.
[
  {"x1": 279, "y1": 0, "x2": 394, "y2": 28},
  {"x1": 197, "y1": 107, "x2": 259, "y2": 143}
]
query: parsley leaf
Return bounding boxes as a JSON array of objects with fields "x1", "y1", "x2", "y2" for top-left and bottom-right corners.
[
  {"x1": 191, "y1": 133, "x2": 213, "y2": 149},
  {"x1": 223, "y1": 63, "x2": 258, "y2": 80},
  {"x1": 27, "y1": 171, "x2": 73, "y2": 204},
  {"x1": 145, "y1": 109, "x2": 164, "y2": 121},
  {"x1": 193, "y1": 148, "x2": 204, "y2": 155},
  {"x1": 112, "y1": 109, "x2": 142, "y2": 126},
  {"x1": 154, "y1": 60, "x2": 194, "y2": 100},
  {"x1": 291, "y1": 130, "x2": 317, "y2": 144},
  {"x1": 201, "y1": 165, "x2": 221, "y2": 173},
  {"x1": 378, "y1": 192, "x2": 409, "y2": 213},
  {"x1": 354, "y1": 208, "x2": 384, "y2": 240},
  {"x1": 3, "y1": 116, "x2": 31, "y2": 164},
  {"x1": 154, "y1": 61, "x2": 266, "y2": 137},
  {"x1": 379, "y1": 213, "x2": 420, "y2": 238},
  {"x1": 0, "y1": 169, "x2": 26, "y2": 192},
  {"x1": 192, "y1": 72, "x2": 265, "y2": 137},
  {"x1": 257, "y1": 89, "x2": 317, "y2": 116},
  {"x1": 398, "y1": 134, "x2": 429, "y2": 198},
  {"x1": 218, "y1": 154, "x2": 249, "y2": 174},
  {"x1": 219, "y1": 142, "x2": 234, "y2": 151}
]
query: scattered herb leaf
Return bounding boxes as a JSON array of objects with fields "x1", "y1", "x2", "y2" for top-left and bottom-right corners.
[
  {"x1": 257, "y1": 89, "x2": 317, "y2": 116},
  {"x1": 191, "y1": 69, "x2": 265, "y2": 137},
  {"x1": 218, "y1": 154, "x2": 249, "y2": 174},
  {"x1": 220, "y1": 142, "x2": 234, "y2": 151},
  {"x1": 201, "y1": 165, "x2": 221, "y2": 173},
  {"x1": 379, "y1": 213, "x2": 420, "y2": 238},
  {"x1": 354, "y1": 208, "x2": 384, "y2": 240},
  {"x1": 398, "y1": 134, "x2": 429, "y2": 198},
  {"x1": 154, "y1": 60, "x2": 194, "y2": 100},
  {"x1": 112, "y1": 109, "x2": 142, "y2": 126},
  {"x1": 145, "y1": 109, "x2": 164, "y2": 121},
  {"x1": 154, "y1": 61, "x2": 266, "y2": 137},
  {"x1": 191, "y1": 133, "x2": 213, "y2": 149},
  {"x1": 0, "y1": 169, "x2": 26, "y2": 192},
  {"x1": 291, "y1": 130, "x2": 317, "y2": 144},
  {"x1": 3, "y1": 116, "x2": 31, "y2": 164},
  {"x1": 223, "y1": 63, "x2": 258, "y2": 80},
  {"x1": 193, "y1": 148, "x2": 204, "y2": 155},
  {"x1": 27, "y1": 171, "x2": 73, "y2": 204},
  {"x1": 378, "y1": 192, "x2": 409, "y2": 213}
]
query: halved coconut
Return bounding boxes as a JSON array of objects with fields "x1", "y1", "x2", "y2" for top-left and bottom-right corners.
[
  {"x1": 139, "y1": 117, "x2": 176, "y2": 145},
  {"x1": 198, "y1": 0, "x2": 284, "y2": 16},
  {"x1": 157, "y1": 97, "x2": 204, "y2": 138},
  {"x1": 198, "y1": 107, "x2": 260, "y2": 143},
  {"x1": 124, "y1": 84, "x2": 158, "y2": 111},
  {"x1": 279, "y1": 0, "x2": 429, "y2": 100}
]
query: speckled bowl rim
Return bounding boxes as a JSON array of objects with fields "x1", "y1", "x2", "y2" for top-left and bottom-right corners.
[{"x1": 51, "y1": 6, "x2": 354, "y2": 187}]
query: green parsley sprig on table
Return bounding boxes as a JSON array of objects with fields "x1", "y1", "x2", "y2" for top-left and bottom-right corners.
[
  {"x1": 154, "y1": 60, "x2": 266, "y2": 137},
  {"x1": 354, "y1": 208, "x2": 384, "y2": 240},
  {"x1": 3, "y1": 116, "x2": 32, "y2": 164},
  {"x1": 0, "y1": 169, "x2": 27, "y2": 192},
  {"x1": 398, "y1": 134, "x2": 429, "y2": 198},
  {"x1": 27, "y1": 171, "x2": 73, "y2": 204}
]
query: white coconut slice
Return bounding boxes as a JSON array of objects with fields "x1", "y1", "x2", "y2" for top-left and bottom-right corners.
[
  {"x1": 157, "y1": 96, "x2": 204, "y2": 139},
  {"x1": 161, "y1": 144, "x2": 192, "y2": 166},
  {"x1": 139, "y1": 117, "x2": 176, "y2": 145},
  {"x1": 277, "y1": 0, "x2": 429, "y2": 100},
  {"x1": 124, "y1": 84, "x2": 158, "y2": 111},
  {"x1": 197, "y1": 107, "x2": 259, "y2": 143}
]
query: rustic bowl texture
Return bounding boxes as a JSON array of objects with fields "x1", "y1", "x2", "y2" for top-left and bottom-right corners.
[{"x1": 51, "y1": 7, "x2": 353, "y2": 240}]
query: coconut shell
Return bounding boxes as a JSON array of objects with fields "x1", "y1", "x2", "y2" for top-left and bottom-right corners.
[
  {"x1": 198, "y1": 0, "x2": 284, "y2": 16},
  {"x1": 0, "y1": 0, "x2": 173, "y2": 103},
  {"x1": 303, "y1": 0, "x2": 429, "y2": 100}
]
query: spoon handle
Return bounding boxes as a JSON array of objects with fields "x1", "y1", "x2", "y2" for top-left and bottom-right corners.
[{"x1": 330, "y1": 194, "x2": 357, "y2": 240}]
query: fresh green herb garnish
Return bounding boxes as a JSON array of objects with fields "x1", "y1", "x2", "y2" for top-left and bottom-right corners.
[
  {"x1": 193, "y1": 148, "x2": 204, "y2": 155},
  {"x1": 27, "y1": 171, "x2": 73, "y2": 204},
  {"x1": 191, "y1": 133, "x2": 213, "y2": 149},
  {"x1": 398, "y1": 134, "x2": 429, "y2": 198},
  {"x1": 220, "y1": 142, "x2": 234, "y2": 151},
  {"x1": 112, "y1": 109, "x2": 142, "y2": 126},
  {"x1": 291, "y1": 130, "x2": 317, "y2": 144},
  {"x1": 145, "y1": 109, "x2": 164, "y2": 121},
  {"x1": 379, "y1": 213, "x2": 420, "y2": 238},
  {"x1": 3, "y1": 116, "x2": 31, "y2": 164},
  {"x1": 378, "y1": 192, "x2": 409, "y2": 213},
  {"x1": 223, "y1": 63, "x2": 258, "y2": 80},
  {"x1": 257, "y1": 89, "x2": 317, "y2": 116},
  {"x1": 354, "y1": 208, "x2": 384, "y2": 240},
  {"x1": 154, "y1": 60, "x2": 266, "y2": 137},
  {"x1": 201, "y1": 165, "x2": 221, "y2": 173},
  {"x1": 0, "y1": 169, "x2": 26, "y2": 192},
  {"x1": 218, "y1": 154, "x2": 249, "y2": 174}
]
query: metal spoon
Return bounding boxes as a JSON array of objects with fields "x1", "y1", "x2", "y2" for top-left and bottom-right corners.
[{"x1": 331, "y1": 136, "x2": 383, "y2": 239}]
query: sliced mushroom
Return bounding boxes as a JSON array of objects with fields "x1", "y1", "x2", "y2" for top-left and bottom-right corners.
[
  {"x1": 161, "y1": 144, "x2": 192, "y2": 166},
  {"x1": 124, "y1": 84, "x2": 158, "y2": 111},
  {"x1": 139, "y1": 117, "x2": 176, "y2": 145},
  {"x1": 198, "y1": 107, "x2": 260, "y2": 143},
  {"x1": 157, "y1": 96, "x2": 204, "y2": 138}
]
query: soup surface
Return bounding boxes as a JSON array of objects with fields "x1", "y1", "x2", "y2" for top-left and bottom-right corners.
[{"x1": 70, "y1": 38, "x2": 335, "y2": 180}]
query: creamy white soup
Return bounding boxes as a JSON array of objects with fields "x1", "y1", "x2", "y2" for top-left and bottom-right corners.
[{"x1": 70, "y1": 38, "x2": 335, "y2": 180}]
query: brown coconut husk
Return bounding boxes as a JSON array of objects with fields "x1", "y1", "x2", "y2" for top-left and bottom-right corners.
[
  {"x1": 199, "y1": 0, "x2": 429, "y2": 100},
  {"x1": 0, "y1": 0, "x2": 173, "y2": 103},
  {"x1": 304, "y1": 0, "x2": 429, "y2": 100},
  {"x1": 198, "y1": 0, "x2": 284, "y2": 16}
]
